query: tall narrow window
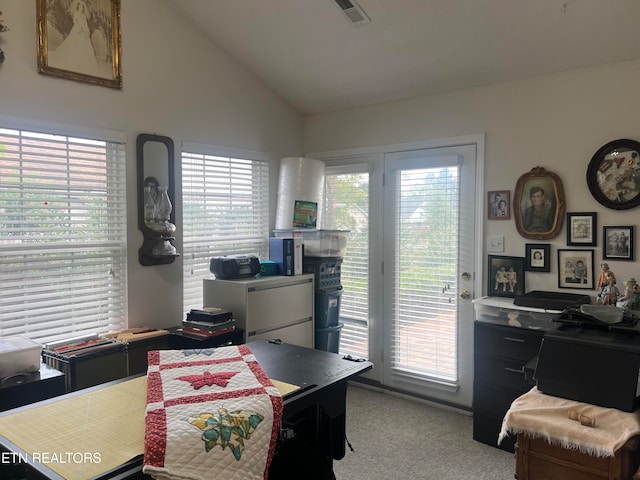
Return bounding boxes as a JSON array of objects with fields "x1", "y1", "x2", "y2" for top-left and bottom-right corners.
[
  {"x1": 182, "y1": 144, "x2": 270, "y2": 314},
  {"x1": 323, "y1": 165, "x2": 370, "y2": 358},
  {"x1": 0, "y1": 126, "x2": 127, "y2": 344}
]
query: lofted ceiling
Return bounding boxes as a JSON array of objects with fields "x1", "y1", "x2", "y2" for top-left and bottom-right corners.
[{"x1": 164, "y1": 0, "x2": 640, "y2": 115}]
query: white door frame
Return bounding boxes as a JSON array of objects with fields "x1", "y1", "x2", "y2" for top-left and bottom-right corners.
[{"x1": 308, "y1": 134, "x2": 485, "y2": 406}]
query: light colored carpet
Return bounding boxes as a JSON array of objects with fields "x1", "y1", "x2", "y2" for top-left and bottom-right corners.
[{"x1": 333, "y1": 384, "x2": 516, "y2": 480}]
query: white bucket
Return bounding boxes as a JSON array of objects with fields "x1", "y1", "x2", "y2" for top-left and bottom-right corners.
[{"x1": 275, "y1": 157, "x2": 325, "y2": 230}]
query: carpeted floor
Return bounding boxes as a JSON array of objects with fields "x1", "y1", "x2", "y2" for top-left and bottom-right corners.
[{"x1": 333, "y1": 384, "x2": 516, "y2": 480}]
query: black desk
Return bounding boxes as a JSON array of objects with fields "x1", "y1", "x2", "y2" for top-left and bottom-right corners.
[{"x1": 0, "y1": 341, "x2": 372, "y2": 480}]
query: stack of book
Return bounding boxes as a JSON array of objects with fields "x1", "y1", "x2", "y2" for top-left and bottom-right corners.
[{"x1": 181, "y1": 307, "x2": 236, "y2": 338}]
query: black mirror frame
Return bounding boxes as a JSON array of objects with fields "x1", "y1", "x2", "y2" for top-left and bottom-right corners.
[{"x1": 136, "y1": 133, "x2": 179, "y2": 266}]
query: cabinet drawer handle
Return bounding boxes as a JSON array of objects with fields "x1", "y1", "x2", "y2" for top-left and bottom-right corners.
[
  {"x1": 504, "y1": 367, "x2": 523, "y2": 374},
  {"x1": 504, "y1": 336, "x2": 525, "y2": 343}
]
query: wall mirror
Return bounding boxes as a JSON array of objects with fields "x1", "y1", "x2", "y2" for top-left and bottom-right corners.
[{"x1": 137, "y1": 133, "x2": 179, "y2": 266}]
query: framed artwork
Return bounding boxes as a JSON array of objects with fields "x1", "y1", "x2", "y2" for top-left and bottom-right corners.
[
  {"x1": 586, "y1": 139, "x2": 640, "y2": 210},
  {"x1": 566, "y1": 212, "x2": 597, "y2": 246},
  {"x1": 602, "y1": 225, "x2": 635, "y2": 261},
  {"x1": 513, "y1": 166, "x2": 565, "y2": 240},
  {"x1": 525, "y1": 244, "x2": 550, "y2": 272},
  {"x1": 488, "y1": 190, "x2": 510, "y2": 220},
  {"x1": 488, "y1": 255, "x2": 525, "y2": 298},
  {"x1": 557, "y1": 249, "x2": 594, "y2": 289},
  {"x1": 36, "y1": 0, "x2": 122, "y2": 89}
]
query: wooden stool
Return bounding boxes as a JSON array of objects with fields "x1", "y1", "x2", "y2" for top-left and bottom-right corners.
[{"x1": 515, "y1": 434, "x2": 640, "y2": 480}]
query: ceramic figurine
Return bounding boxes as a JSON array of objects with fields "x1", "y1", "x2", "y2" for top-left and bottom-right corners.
[
  {"x1": 600, "y1": 275, "x2": 619, "y2": 306},
  {"x1": 616, "y1": 277, "x2": 639, "y2": 309}
]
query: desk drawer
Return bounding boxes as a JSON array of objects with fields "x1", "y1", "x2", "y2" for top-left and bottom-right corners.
[
  {"x1": 475, "y1": 353, "x2": 533, "y2": 391},
  {"x1": 248, "y1": 281, "x2": 313, "y2": 331},
  {"x1": 474, "y1": 322, "x2": 542, "y2": 361},
  {"x1": 473, "y1": 381, "x2": 523, "y2": 418}
]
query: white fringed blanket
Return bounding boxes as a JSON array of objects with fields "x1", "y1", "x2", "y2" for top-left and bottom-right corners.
[
  {"x1": 143, "y1": 345, "x2": 283, "y2": 480},
  {"x1": 499, "y1": 387, "x2": 640, "y2": 457}
]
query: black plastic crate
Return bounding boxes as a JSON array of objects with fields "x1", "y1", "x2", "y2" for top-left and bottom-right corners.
[{"x1": 42, "y1": 340, "x2": 127, "y2": 392}]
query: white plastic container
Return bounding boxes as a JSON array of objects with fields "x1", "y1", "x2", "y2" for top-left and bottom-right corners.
[
  {"x1": 472, "y1": 296, "x2": 560, "y2": 330},
  {"x1": 275, "y1": 157, "x2": 325, "y2": 230},
  {"x1": 274, "y1": 229, "x2": 349, "y2": 257},
  {"x1": 0, "y1": 335, "x2": 42, "y2": 378}
]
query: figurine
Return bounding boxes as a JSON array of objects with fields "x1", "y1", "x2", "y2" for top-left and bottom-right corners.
[
  {"x1": 616, "y1": 277, "x2": 640, "y2": 309},
  {"x1": 596, "y1": 263, "x2": 616, "y2": 291},
  {"x1": 600, "y1": 275, "x2": 619, "y2": 306}
]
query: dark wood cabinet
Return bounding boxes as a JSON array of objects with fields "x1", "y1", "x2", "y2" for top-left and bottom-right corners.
[{"x1": 473, "y1": 321, "x2": 543, "y2": 453}]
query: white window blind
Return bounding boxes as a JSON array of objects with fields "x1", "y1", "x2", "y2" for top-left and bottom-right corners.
[
  {"x1": 0, "y1": 127, "x2": 127, "y2": 345},
  {"x1": 323, "y1": 165, "x2": 369, "y2": 358},
  {"x1": 182, "y1": 144, "x2": 270, "y2": 315},
  {"x1": 391, "y1": 166, "x2": 459, "y2": 383}
]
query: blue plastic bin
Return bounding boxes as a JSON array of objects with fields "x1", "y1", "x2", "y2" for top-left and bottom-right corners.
[
  {"x1": 315, "y1": 323, "x2": 344, "y2": 353},
  {"x1": 315, "y1": 289, "x2": 342, "y2": 329}
]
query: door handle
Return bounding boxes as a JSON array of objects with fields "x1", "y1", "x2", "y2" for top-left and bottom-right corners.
[{"x1": 459, "y1": 290, "x2": 471, "y2": 299}]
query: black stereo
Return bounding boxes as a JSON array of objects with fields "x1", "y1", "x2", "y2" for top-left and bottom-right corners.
[{"x1": 210, "y1": 255, "x2": 261, "y2": 280}]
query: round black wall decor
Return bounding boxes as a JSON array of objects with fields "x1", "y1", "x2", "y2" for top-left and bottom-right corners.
[{"x1": 586, "y1": 138, "x2": 640, "y2": 210}]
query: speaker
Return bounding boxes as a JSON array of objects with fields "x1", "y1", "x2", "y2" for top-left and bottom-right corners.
[{"x1": 210, "y1": 255, "x2": 260, "y2": 280}]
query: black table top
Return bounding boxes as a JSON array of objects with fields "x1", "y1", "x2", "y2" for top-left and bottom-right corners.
[
  {"x1": 248, "y1": 340, "x2": 372, "y2": 399},
  {"x1": 0, "y1": 342, "x2": 372, "y2": 480}
]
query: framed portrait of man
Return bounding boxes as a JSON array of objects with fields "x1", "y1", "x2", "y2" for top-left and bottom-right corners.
[{"x1": 513, "y1": 167, "x2": 565, "y2": 240}]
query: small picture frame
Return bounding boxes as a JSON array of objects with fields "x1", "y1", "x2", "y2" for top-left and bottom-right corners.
[
  {"x1": 566, "y1": 212, "x2": 597, "y2": 246},
  {"x1": 488, "y1": 190, "x2": 510, "y2": 220},
  {"x1": 602, "y1": 225, "x2": 635, "y2": 261},
  {"x1": 488, "y1": 255, "x2": 525, "y2": 298},
  {"x1": 525, "y1": 244, "x2": 550, "y2": 272},
  {"x1": 558, "y1": 249, "x2": 594, "y2": 289}
]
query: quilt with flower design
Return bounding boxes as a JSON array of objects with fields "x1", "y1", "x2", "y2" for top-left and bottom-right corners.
[{"x1": 143, "y1": 345, "x2": 283, "y2": 480}]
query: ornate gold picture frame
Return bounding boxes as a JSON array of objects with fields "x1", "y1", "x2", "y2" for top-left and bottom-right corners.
[
  {"x1": 36, "y1": 0, "x2": 122, "y2": 89},
  {"x1": 513, "y1": 166, "x2": 565, "y2": 240}
]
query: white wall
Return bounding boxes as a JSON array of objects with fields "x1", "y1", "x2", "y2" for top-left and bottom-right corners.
[
  {"x1": 304, "y1": 59, "x2": 640, "y2": 298},
  {"x1": 2, "y1": 0, "x2": 303, "y2": 329}
]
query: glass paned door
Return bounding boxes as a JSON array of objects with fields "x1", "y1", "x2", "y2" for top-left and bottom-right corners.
[{"x1": 383, "y1": 144, "x2": 477, "y2": 405}]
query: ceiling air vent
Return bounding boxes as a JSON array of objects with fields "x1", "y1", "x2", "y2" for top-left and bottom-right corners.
[{"x1": 333, "y1": 0, "x2": 371, "y2": 26}]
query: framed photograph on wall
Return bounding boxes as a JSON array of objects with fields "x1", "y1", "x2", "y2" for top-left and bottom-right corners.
[
  {"x1": 525, "y1": 244, "x2": 550, "y2": 272},
  {"x1": 513, "y1": 166, "x2": 565, "y2": 240},
  {"x1": 488, "y1": 255, "x2": 525, "y2": 298},
  {"x1": 488, "y1": 190, "x2": 510, "y2": 220},
  {"x1": 602, "y1": 225, "x2": 635, "y2": 261},
  {"x1": 36, "y1": 0, "x2": 122, "y2": 89},
  {"x1": 566, "y1": 212, "x2": 597, "y2": 246},
  {"x1": 558, "y1": 249, "x2": 594, "y2": 289}
]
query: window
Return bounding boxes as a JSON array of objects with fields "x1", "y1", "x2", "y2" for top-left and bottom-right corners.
[
  {"x1": 0, "y1": 126, "x2": 127, "y2": 344},
  {"x1": 182, "y1": 143, "x2": 270, "y2": 314},
  {"x1": 323, "y1": 165, "x2": 370, "y2": 358}
]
